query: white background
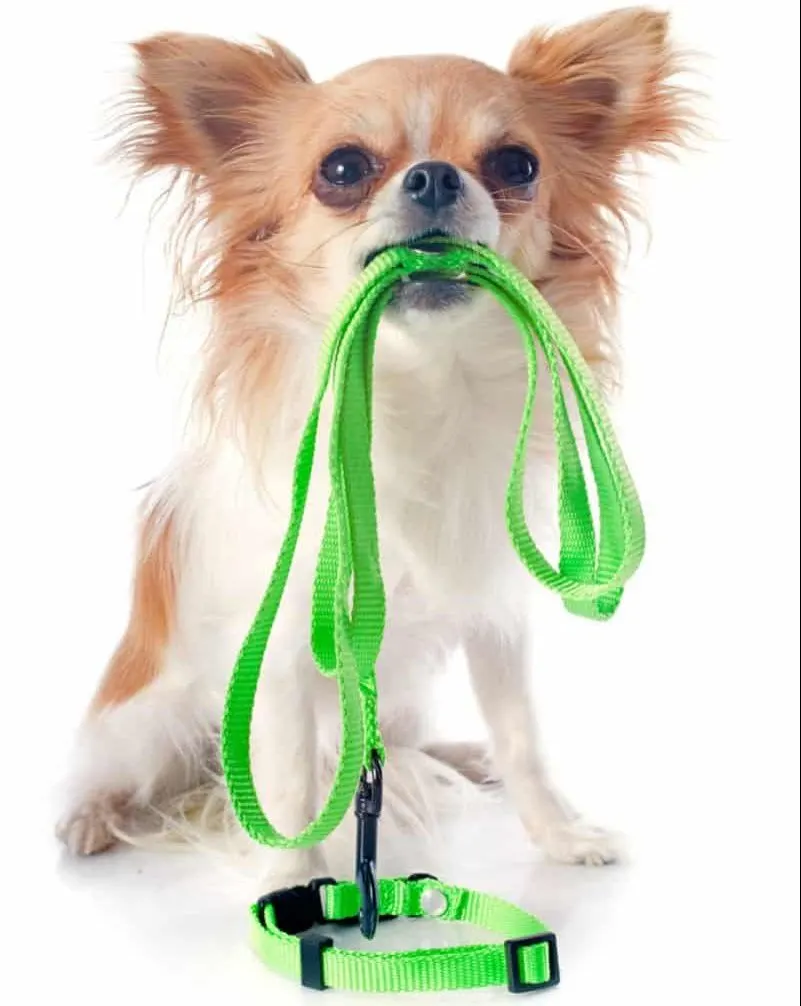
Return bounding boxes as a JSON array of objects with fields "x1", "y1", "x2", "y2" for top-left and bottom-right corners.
[{"x1": 2, "y1": 1, "x2": 799, "y2": 1003}]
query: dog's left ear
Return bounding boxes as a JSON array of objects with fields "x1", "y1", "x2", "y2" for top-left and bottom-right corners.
[{"x1": 509, "y1": 7, "x2": 691, "y2": 156}]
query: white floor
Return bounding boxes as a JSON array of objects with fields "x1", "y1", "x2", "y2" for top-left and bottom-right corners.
[{"x1": 11, "y1": 771, "x2": 797, "y2": 1005}]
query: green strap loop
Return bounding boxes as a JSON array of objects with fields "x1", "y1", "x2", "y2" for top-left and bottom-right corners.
[
  {"x1": 252, "y1": 876, "x2": 559, "y2": 993},
  {"x1": 221, "y1": 237, "x2": 644, "y2": 852}
]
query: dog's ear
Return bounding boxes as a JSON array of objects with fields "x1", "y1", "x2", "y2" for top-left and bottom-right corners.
[
  {"x1": 122, "y1": 33, "x2": 310, "y2": 176},
  {"x1": 508, "y1": 8, "x2": 691, "y2": 157}
]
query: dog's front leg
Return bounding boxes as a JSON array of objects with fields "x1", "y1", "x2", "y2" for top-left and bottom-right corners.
[
  {"x1": 465, "y1": 624, "x2": 623, "y2": 866},
  {"x1": 248, "y1": 645, "x2": 329, "y2": 891}
]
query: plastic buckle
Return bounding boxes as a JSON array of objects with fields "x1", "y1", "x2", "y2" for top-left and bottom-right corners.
[
  {"x1": 504, "y1": 932, "x2": 560, "y2": 993},
  {"x1": 299, "y1": 931, "x2": 334, "y2": 991},
  {"x1": 256, "y1": 876, "x2": 336, "y2": 936}
]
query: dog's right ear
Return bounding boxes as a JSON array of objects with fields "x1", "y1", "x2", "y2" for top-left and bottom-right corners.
[{"x1": 121, "y1": 33, "x2": 310, "y2": 177}]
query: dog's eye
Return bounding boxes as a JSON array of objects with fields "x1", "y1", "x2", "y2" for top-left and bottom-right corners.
[
  {"x1": 482, "y1": 145, "x2": 539, "y2": 190},
  {"x1": 320, "y1": 147, "x2": 375, "y2": 187},
  {"x1": 315, "y1": 146, "x2": 380, "y2": 209}
]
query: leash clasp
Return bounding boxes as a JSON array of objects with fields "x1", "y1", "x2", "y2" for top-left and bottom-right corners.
[{"x1": 354, "y1": 750, "x2": 383, "y2": 939}]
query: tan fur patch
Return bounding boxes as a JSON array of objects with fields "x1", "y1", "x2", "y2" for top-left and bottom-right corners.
[{"x1": 91, "y1": 500, "x2": 177, "y2": 710}]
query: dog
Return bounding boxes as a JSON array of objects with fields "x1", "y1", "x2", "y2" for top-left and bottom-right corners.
[{"x1": 56, "y1": 8, "x2": 694, "y2": 887}]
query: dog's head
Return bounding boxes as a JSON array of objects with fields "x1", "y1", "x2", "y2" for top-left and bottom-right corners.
[{"x1": 120, "y1": 9, "x2": 694, "y2": 432}]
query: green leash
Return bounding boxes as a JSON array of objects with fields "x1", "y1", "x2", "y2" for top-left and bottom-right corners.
[{"x1": 221, "y1": 240, "x2": 645, "y2": 993}]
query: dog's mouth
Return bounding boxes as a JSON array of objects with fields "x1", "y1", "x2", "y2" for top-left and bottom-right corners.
[
  {"x1": 363, "y1": 228, "x2": 465, "y2": 268},
  {"x1": 363, "y1": 229, "x2": 476, "y2": 312}
]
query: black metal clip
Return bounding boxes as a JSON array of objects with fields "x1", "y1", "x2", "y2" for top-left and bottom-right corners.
[{"x1": 354, "y1": 750, "x2": 383, "y2": 940}]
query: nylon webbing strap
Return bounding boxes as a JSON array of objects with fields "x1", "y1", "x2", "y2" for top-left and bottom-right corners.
[{"x1": 252, "y1": 876, "x2": 559, "y2": 994}]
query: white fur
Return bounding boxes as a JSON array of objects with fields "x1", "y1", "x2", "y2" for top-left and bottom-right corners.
[{"x1": 404, "y1": 90, "x2": 434, "y2": 161}]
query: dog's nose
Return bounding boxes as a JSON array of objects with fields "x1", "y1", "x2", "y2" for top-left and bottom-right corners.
[{"x1": 402, "y1": 161, "x2": 463, "y2": 213}]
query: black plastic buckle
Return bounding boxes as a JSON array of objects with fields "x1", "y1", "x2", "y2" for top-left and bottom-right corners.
[
  {"x1": 504, "y1": 932, "x2": 560, "y2": 993},
  {"x1": 299, "y1": 932, "x2": 334, "y2": 991},
  {"x1": 256, "y1": 876, "x2": 335, "y2": 936},
  {"x1": 255, "y1": 879, "x2": 338, "y2": 990}
]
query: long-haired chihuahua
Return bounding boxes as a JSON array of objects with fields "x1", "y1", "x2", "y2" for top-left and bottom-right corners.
[{"x1": 57, "y1": 8, "x2": 695, "y2": 888}]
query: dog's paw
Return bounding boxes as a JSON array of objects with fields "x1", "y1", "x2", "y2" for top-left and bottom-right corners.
[
  {"x1": 56, "y1": 799, "x2": 125, "y2": 856},
  {"x1": 539, "y1": 820, "x2": 624, "y2": 866}
]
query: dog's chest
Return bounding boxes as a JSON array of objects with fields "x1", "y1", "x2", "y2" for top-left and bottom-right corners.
[
  {"x1": 189, "y1": 335, "x2": 544, "y2": 632},
  {"x1": 369, "y1": 351, "x2": 536, "y2": 615}
]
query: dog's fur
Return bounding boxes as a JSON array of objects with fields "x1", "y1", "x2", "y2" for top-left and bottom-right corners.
[{"x1": 57, "y1": 8, "x2": 695, "y2": 884}]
